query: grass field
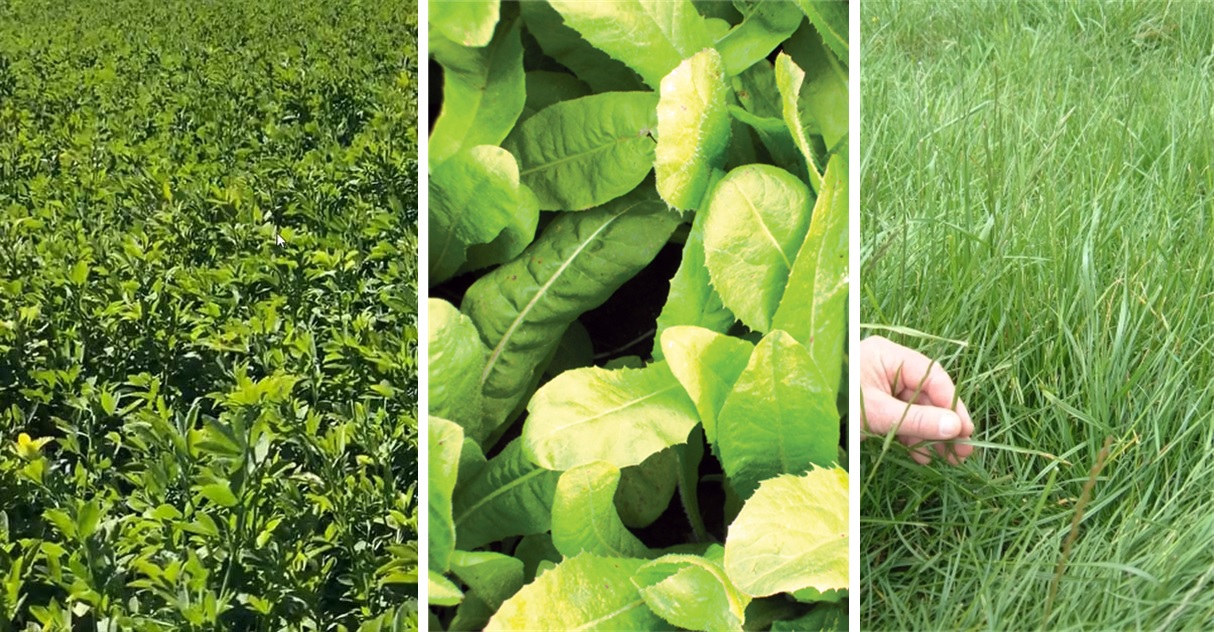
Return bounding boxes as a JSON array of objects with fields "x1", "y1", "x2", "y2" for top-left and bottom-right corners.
[
  {"x1": 0, "y1": 0, "x2": 418, "y2": 628},
  {"x1": 860, "y1": 1, "x2": 1214, "y2": 628}
]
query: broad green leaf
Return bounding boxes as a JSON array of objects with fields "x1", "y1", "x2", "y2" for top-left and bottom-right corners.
[
  {"x1": 547, "y1": 0, "x2": 714, "y2": 88},
  {"x1": 198, "y1": 483, "x2": 238, "y2": 508},
  {"x1": 430, "y1": 0, "x2": 499, "y2": 47},
  {"x1": 520, "y1": 71, "x2": 591, "y2": 124},
  {"x1": 429, "y1": 570, "x2": 464, "y2": 607},
  {"x1": 660, "y1": 326, "x2": 754, "y2": 445},
  {"x1": 635, "y1": 553, "x2": 751, "y2": 632},
  {"x1": 486, "y1": 554, "x2": 661, "y2": 631},
  {"x1": 714, "y1": 0, "x2": 805, "y2": 76},
  {"x1": 723, "y1": 467, "x2": 848, "y2": 597},
  {"x1": 431, "y1": 19, "x2": 525, "y2": 165},
  {"x1": 462, "y1": 188, "x2": 679, "y2": 435},
  {"x1": 796, "y1": 0, "x2": 848, "y2": 63},
  {"x1": 504, "y1": 92, "x2": 659, "y2": 211},
  {"x1": 702, "y1": 164, "x2": 812, "y2": 333},
  {"x1": 519, "y1": 1, "x2": 646, "y2": 93},
  {"x1": 656, "y1": 48, "x2": 732, "y2": 211},
  {"x1": 652, "y1": 192, "x2": 735, "y2": 360},
  {"x1": 428, "y1": 300, "x2": 489, "y2": 442},
  {"x1": 775, "y1": 52, "x2": 822, "y2": 191},
  {"x1": 614, "y1": 447, "x2": 678, "y2": 528},
  {"x1": 729, "y1": 105, "x2": 806, "y2": 176},
  {"x1": 449, "y1": 550, "x2": 525, "y2": 612},
  {"x1": 733, "y1": 59, "x2": 783, "y2": 120},
  {"x1": 542, "y1": 319, "x2": 593, "y2": 380},
  {"x1": 771, "y1": 603, "x2": 847, "y2": 630},
  {"x1": 429, "y1": 417, "x2": 462, "y2": 573},
  {"x1": 552, "y1": 461, "x2": 649, "y2": 559},
  {"x1": 430, "y1": 145, "x2": 538, "y2": 285},
  {"x1": 451, "y1": 439, "x2": 560, "y2": 550},
  {"x1": 514, "y1": 533, "x2": 562, "y2": 583},
  {"x1": 716, "y1": 331, "x2": 838, "y2": 498},
  {"x1": 522, "y1": 361, "x2": 699, "y2": 471},
  {"x1": 790, "y1": 22, "x2": 847, "y2": 150},
  {"x1": 772, "y1": 155, "x2": 847, "y2": 390}
]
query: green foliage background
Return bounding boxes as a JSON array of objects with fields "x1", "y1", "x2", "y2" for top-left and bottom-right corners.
[{"x1": 0, "y1": 0, "x2": 420, "y2": 629}]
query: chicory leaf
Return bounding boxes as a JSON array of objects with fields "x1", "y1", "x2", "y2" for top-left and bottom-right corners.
[
  {"x1": 429, "y1": 417, "x2": 463, "y2": 574},
  {"x1": 547, "y1": 0, "x2": 714, "y2": 89},
  {"x1": 772, "y1": 154, "x2": 847, "y2": 390},
  {"x1": 656, "y1": 48, "x2": 732, "y2": 211},
  {"x1": 634, "y1": 553, "x2": 751, "y2": 632},
  {"x1": 659, "y1": 325, "x2": 754, "y2": 446},
  {"x1": 462, "y1": 188, "x2": 679, "y2": 436},
  {"x1": 429, "y1": 145, "x2": 538, "y2": 284},
  {"x1": 523, "y1": 361, "x2": 700, "y2": 471},
  {"x1": 796, "y1": 0, "x2": 848, "y2": 64},
  {"x1": 552, "y1": 461, "x2": 650, "y2": 559},
  {"x1": 614, "y1": 447, "x2": 678, "y2": 528},
  {"x1": 715, "y1": 330, "x2": 839, "y2": 498},
  {"x1": 723, "y1": 467, "x2": 848, "y2": 597},
  {"x1": 429, "y1": 0, "x2": 499, "y2": 47},
  {"x1": 518, "y1": 0, "x2": 646, "y2": 93},
  {"x1": 451, "y1": 439, "x2": 560, "y2": 550},
  {"x1": 428, "y1": 299, "x2": 489, "y2": 442},
  {"x1": 430, "y1": 19, "x2": 525, "y2": 165},
  {"x1": 714, "y1": 0, "x2": 805, "y2": 76},
  {"x1": 504, "y1": 91, "x2": 659, "y2": 211},
  {"x1": 702, "y1": 163, "x2": 811, "y2": 333},
  {"x1": 486, "y1": 554, "x2": 661, "y2": 631}
]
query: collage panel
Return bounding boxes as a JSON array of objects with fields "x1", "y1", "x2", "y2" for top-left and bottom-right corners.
[
  {"x1": 425, "y1": 1, "x2": 851, "y2": 630},
  {"x1": 860, "y1": 1, "x2": 1214, "y2": 629},
  {"x1": 0, "y1": 0, "x2": 420, "y2": 629}
]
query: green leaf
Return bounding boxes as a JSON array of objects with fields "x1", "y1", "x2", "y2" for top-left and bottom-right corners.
[
  {"x1": 660, "y1": 325, "x2": 754, "y2": 446},
  {"x1": 504, "y1": 92, "x2": 659, "y2": 211},
  {"x1": 702, "y1": 164, "x2": 812, "y2": 333},
  {"x1": 430, "y1": 146, "x2": 538, "y2": 285},
  {"x1": 714, "y1": 0, "x2": 805, "y2": 76},
  {"x1": 723, "y1": 467, "x2": 848, "y2": 597},
  {"x1": 486, "y1": 554, "x2": 662, "y2": 631},
  {"x1": 75, "y1": 500, "x2": 102, "y2": 541},
  {"x1": 716, "y1": 331, "x2": 839, "y2": 498},
  {"x1": 656, "y1": 48, "x2": 732, "y2": 211},
  {"x1": 430, "y1": 0, "x2": 499, "y2": 47},
  {"x1": 429, "y1": 570, "x2": 464, "y2": 607},
  {"x1": 614, "y1": 447, "x2": 678, "y2": 528},
  {"x1": 796, "y1": 0, "x2": 848, "y2": 63},
  {"x1": 429, "y1": 417, "x2": 463, "y2": 574},
  {"x1": 772, "y1": 155, "x2": 847, "y2": 390},
  {"x1": 519, "y1": 1, "x2": 646, "y2": 93},
  {"x1": 514, "y1": 533, "x2": 562, "y2": 583},
  {"x1": 462, "y1": 188, "x2": 679, "y2": 436},
  {"x1": 449, "y1": 550, "x2": 525, "y2": 612},
  {"x1": 520, "y1": 71, "x2": 591, "y2": 124},
  {"x1": 635, "y1": 553, "x2": 751, "y2": 632},
  {"x1": 652, "y1": 194, "x2": 735, "y2": 360},
  {"x1": 775, "y1": 52, "x2": 821, "y2": 190},
  {"x1": 431, "y1": 19, "x2": 525, "y2": 165},
  {"x1": 552, "y1": 461, "x2": 649, "y2": 559},
  {"x1": 428, "y1": 300, "x2": 490, "y2": 442},
  {"x1": 198, "y1": 483, "x2": 238, "y2": 508},
  {"x1": 547, "y1": 0, "x2": 714, "y2": 88},
  {"x1": 522, "y1": 361, "x2": 700, "y2": 471},
  {"x1": 452, "y1": 439, "x2": 560, "y2": 550}
]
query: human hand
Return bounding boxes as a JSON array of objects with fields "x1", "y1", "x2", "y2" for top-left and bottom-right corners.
[{"x1": 859, "y1": 335, "x2": 975, "y2": 464}]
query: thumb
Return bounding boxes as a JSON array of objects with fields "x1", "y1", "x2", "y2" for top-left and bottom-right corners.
[{"x1": 862, "y1": 389, "x2": 964, "y2": 440}]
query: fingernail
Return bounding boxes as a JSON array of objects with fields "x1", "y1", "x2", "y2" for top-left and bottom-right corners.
[{"x1": 938, "y1": 412, "x2": 960, "y2": 437}]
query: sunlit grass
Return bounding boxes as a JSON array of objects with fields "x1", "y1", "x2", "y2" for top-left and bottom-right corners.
[{"x1": 861, "y1": 1, "x2": 1214, "y2": 628}]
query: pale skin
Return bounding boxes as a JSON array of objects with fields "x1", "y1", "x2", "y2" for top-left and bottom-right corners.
[{"x1": 859, "y1": 336, "x2": 975, "y2": 464}]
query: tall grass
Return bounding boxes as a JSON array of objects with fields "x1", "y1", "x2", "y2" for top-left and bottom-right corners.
[{"x1": 861, "y1": 1, "x2": 1214, "y2": 628}]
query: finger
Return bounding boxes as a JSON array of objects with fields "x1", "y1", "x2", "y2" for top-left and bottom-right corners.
[
  {"x1": 897, "y1": 434, "x2": 932, "y2": 465},
  {"x1": 862, "y1": 388, "x2": 965, "y2": 440},
  {"x1": 868, "y1": 340, "x2": 963, "y2": 413},
  {"x1": 898, "y1": 386, "x2": 975, "y2": 437}
]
